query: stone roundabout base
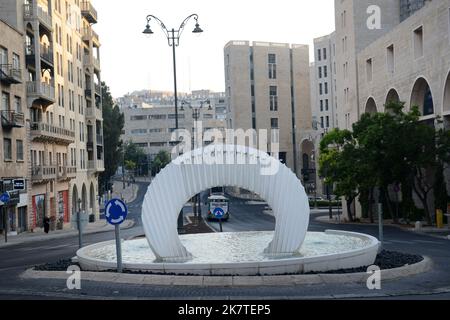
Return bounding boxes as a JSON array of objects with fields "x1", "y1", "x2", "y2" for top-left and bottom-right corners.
[{"x1": 22, "y1": 256, "x2": 432, "y2": 287}]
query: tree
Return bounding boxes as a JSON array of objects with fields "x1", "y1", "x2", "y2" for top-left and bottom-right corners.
[
  {"x1": 123, "y1": 141, "x2": 148, "y2": 176},
  {"x1": 99, "y1": 82, "x2": 124, "y2": 193},
  {"x1": 151, "y1": 150, "x2": 171, "y2": 176},
  {"x1": 319, "y1": 129, "x2": 362, "y2": 222}
]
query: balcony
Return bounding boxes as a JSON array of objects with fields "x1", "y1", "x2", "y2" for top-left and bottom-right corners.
[
  {"x1": 85, "y1": 107, "x2": 102, "y2": 121},
  {"x1": 83, "y1": 54, "x2": 100, "y2": 71},
  {"x1": 82, "y1": 27, "x2": 100, "y2": 47},
  {"x1": 23, "y1": 2, "x2": 53, "y2": 32},
  {"x1": 0, "y1": 64, "x2": 22, "y2": 85},
  {"x1": 94, "y1": 83, "x2": 101, "y2": 97},
  {"x1": 1, "y1": 111, "x2": 25, "y2": 129},
  {"x1": 32, "y1": 165, "x2": 57, "y2": 183},
  {"x1": 31, "y1": 122, "x2": 75, "y2": 145},
  {"x1": 81, "y1": 1, "x2": 98, "y2": 24},
  {"x1": 26, "y1": 81, "x2": 55, "y2": 107},
  {"x1": 57, "y1": 166, "x2": 77, "y2": 181},
  {"x1": 88, "y1": 159, "x2": 104, "y2": 173},
  {"x1": 40, "y1": 45, "x2": 54, "y2": 68}
]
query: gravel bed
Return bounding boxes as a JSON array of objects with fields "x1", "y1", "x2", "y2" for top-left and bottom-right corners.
[{"x1": 34, "y1": 250, "x2": 423, "y2": 276}]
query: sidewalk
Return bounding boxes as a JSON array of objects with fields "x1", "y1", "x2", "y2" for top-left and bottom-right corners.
[
  {"x1": 315, "y1": 215, "x2": 450, "y2": 240},
  {"x1": 0, "y1": 219, "x2": 135, "y2": 249},
  {"x1": 111, "y1": 180, "x2": 139, "y2": 204}
]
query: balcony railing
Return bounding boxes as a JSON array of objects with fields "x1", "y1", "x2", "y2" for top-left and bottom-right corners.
[
  {"x1": 32, "y1": 165, "x2": 57, "y2": 182},
  {"x1": 82, "y1": 27, "x2": 100, "y2": 45},
  {"x1": 1, "y1": 111, "x2": 25, "y2": 128},
  {"x1": 40, "y1": 45, "x2": 54, "y2": 65},
  {"x1": 26, "y1": 81, "x2": 55, "y2": 104},
  {"x1": 24, "y1": 2, "x2": 52, "y2": 31},
  {"x1": 87, "y1": 159, "x2": 104, "y2": 172},
  {"x1": 0, "y1": 64, "x2": 22, "y2": 84},
  {"x1": 57, "y1": 166, "x2": 77, "y2": 180},
  {"x1": 94, "y1": 83, "x2": 101, "y2": 96},
  {"x1": 81, "y1": 1, "x2": 98, "y2": 24},
  {"x1": 31, "y1": 122, "x2": 75, "y2": 145},
  {"x1": 83, "y1": 54, "x2": 101, "y2": 70}
]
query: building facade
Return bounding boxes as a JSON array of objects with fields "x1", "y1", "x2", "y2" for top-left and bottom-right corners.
[
  {"x1": 0, "y1": 0, "x2": 104, "y2": 233},
  {"x1": 0, "y1": 19, "x2": 28, "y2": 236},
  {"x1": 224, "y1": 41, "x2": 312, "y2": 180},
  {"x1": 121, "y1": 92, "x2": 227, "y2": 162},
  {"x1": 325, "y1": 0, "x2": 450, "y2": 218}
]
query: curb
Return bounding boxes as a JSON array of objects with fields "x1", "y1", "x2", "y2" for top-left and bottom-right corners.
[
  {"x1": 21, "y1": 256, "x2": 432, "y2": 287},
  {"x1": 0, "y1": 220, "x2": 136, "y2": 249}
]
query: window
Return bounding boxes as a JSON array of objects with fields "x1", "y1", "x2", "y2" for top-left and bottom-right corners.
[
  {"x1": 319, "y1": 83, "x2": 323, "y2": 95},
  {"x1": 270, "y1": 118, "x2": 279, "y2": 129},
  {"x1": 1, "y1": 92, "x2": 9, "y2": 111},
  {"x1": 317, "y1": 49, "x2": 321, "y2": 61},
  {"x1": 366, "y1": 58, "x2": 373, "y2": 82},
  {"x1": 268, "y1": 54, "x2": 277, "y2": 79},
  {"x1": 130, "y1": 115, "x2": 147, "y2": 121},
  {"x1": 320, "y1": 100, "x2": 323, "y2": 112},
  {"x1": 324, "y1": 66, "x2": 328, "y2": 78},
  {"x1": 14, "y1": 96, "x2": 21, "y2": 113},
  {"x1": 131, "y1": 129, "x2": 147, "y2": 135},
  {"x1": 320, "y1": 117, "x2": 324, "y2": 129},
  {"x1": 414, "y1": 26, "x2": 423, "y2": 59},
  {"x1": 16, "y1": 140, "x2": 24, "y2": 161},
  {"x1": 324, "y1": 82, "x2": 328, "y2": 94},
  {"x1": 325, "y1": 99, "x2": 329, "y2": 111},
  {"x1": 387, "y1": 45, "x2": 394, "y2": 73},
  {"x1": 326, "y1": 116, "x2": 330, "y2": 128},
  {"x1": 12, "y1": 53, "x2": 20, "y2": 70},
  {"x1": 0, "y1": 47, "x2": 7, "y2": 65},
  {"x1": 323, "y1": 48, "x2": 327, "y2": 60},
  {"x1": 269, "y1": 86, "x2": 278, "y2": 111},
  {"x1": 3, "y1": 138, "x2": 12, "y2": 161},
  {"x1": 318, "y1": 66, "x2": 322, "y2": 78}
]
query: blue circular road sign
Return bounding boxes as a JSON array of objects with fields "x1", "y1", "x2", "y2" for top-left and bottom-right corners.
[
  {"x1": 105, "y1": 199, "x2": 128, "y2": 225},
  {"x1": 0, "y1": 193, "x2": 10, "y2": 204},
  {"x1": 213, "y1": 207, "x2": 225, "y2": 219}
]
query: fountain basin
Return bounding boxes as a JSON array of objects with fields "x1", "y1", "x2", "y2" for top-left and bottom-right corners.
[{"x1": 77, "y1": 230, "x2": 379, "y2": 276}]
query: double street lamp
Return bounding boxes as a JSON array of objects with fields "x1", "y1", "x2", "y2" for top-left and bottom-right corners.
[
  {"x1": 181, "y1": 99, "x2": 212, "y2": 223},
  {"x1": 143, "y1": 14, "x2": 204, "y2": 233}
]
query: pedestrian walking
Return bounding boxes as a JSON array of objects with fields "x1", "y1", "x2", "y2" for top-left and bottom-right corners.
[{"x1": 43, "y1": 216, "x2": 50, "y2": 234}]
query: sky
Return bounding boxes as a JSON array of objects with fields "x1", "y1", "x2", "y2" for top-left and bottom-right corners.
[{"x1": 92, "y1": 0, "x2": 335, "y2": 98}]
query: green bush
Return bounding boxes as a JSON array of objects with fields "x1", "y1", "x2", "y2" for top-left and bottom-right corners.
[{"x1": 309, "y1": 200, "x2": 341, "y2": 207}]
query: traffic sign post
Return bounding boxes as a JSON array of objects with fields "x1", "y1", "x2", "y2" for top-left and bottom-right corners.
[
  {"x1": 213, "y1": 207, "x2": 225, "y2": 233},
  {"x1": 1, "y1": 193, "x2": 10, "y2": 243},
  {"x1": 105, "y1": 199, "x2": 128, "y2": 273}
]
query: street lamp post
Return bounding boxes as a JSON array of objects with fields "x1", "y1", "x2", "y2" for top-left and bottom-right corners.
[
  {"x1": 77, "y1": 198, "x2": 83, "y2": 249},
  {"x1": 143, "y1": 14, "x2": 204, "y2": 233}
]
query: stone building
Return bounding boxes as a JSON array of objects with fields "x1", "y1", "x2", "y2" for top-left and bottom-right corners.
[
  {"x1": 0, "y1": 0, "x2": 104, "y2": 232},
  {"x1": 224, "y1": 41, "x2": 312, "y2": 180},
  {"x1": 0, "y1": 19, "x2": 28, "y2": 235}
]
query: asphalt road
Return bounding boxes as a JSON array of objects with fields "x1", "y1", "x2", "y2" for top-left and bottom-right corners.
[{"x1": 0, "y1": 184, "x2": 449, "y2": 300}]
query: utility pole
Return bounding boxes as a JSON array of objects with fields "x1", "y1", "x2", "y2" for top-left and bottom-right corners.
[{"x1": 77, "y1": 198, "x2": 83, "y2": 249}]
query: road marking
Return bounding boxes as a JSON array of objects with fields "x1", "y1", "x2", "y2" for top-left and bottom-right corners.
[
  {"x1": 389, "y1": 240, "x2": 412, "y2": 244},
  {"x1": 414, "y1": 240, "x2": 445, "y2": 245}
]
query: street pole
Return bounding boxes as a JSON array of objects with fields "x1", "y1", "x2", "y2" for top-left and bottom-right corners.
[
  {"x1": 3, "y1": 206, "x2": 7, "y2": 243},
  {"x1": 77, "y1": 199, "x2": 83, "y2": 249},
  {"x1": 122, "y1": 148, "x2": 126, "y2": 190},
  {"x1": 171, "y1": 29, "x2": 184, "y2": 233},
  {"x1": 328, "y1": 185, "x2": 333, "y2": 220},
  {"x1": 115, "y1": 225, "x2": 123, "y2": 273},
  {"x1": 378, "y1": 203, "x2": 384, "y2": 252}
]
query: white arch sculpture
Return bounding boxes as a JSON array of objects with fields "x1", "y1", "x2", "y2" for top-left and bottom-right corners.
[{"x1": 142, "y1": 144, "x2": 310, "y2": 261}]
